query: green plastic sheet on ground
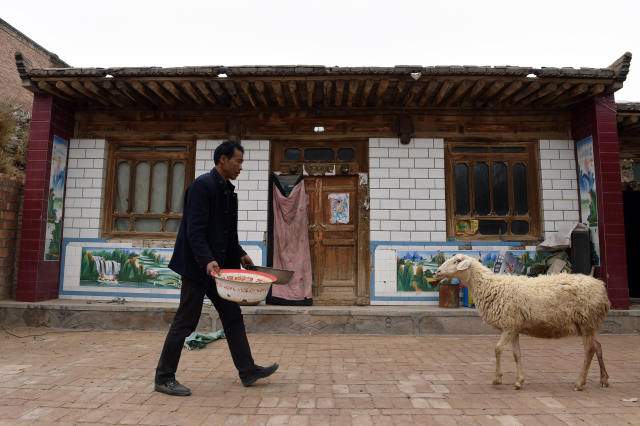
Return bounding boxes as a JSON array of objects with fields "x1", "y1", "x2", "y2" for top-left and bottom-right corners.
[{"x1": 183, "y1": 329, "x2": 225, "y2": 350}]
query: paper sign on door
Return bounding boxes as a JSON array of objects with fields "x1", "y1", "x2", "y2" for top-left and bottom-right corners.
[{"x1": 328, "y1": 193, "x2": 349, "y2": 224}]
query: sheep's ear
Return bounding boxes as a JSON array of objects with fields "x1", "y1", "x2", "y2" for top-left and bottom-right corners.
[{"x1": 456, "y1": 259, "x2": 471, "y2": 271}]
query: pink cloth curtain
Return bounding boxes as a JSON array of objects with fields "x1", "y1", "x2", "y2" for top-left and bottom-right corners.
[{"x1": 271, "y1": 182, "x2": 313, "y2": 301}]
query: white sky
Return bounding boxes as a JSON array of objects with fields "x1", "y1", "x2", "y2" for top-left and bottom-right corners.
[{"x1": 4, "y1": 0, "x2": 640, "y2": 101}]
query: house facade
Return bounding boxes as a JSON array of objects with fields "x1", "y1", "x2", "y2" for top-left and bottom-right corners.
[{"x1": 13, "y1": 53, "x2": 633, "y2": 308}]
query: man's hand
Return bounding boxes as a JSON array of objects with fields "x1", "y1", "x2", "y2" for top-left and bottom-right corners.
[
  {"x1": 206, "y1": 260, "x2": 220, "y2": 277},
  {"x1": 240, "y1": 255, "x2": 254, "y2": 269}
]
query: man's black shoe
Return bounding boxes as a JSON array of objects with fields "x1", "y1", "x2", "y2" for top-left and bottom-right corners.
[
  {"x1": 240, "y1": 363, "x2": 279, "y2": 387},
  {"x1": 154, "y1": 379, "x2": 191, "y2": 396}
]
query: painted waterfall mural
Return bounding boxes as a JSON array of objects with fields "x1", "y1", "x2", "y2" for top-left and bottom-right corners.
[
  {"x1": 576, "y1": 136, "x2": 600, "y2": 266},
  {"x1": 80, "y1": 247, "x2": 181, "y2": 289},
  {"x1": 44, "y1": 135, "x2": 68, "y2": 260},
  {"x1": 396, "y1": 249, "x2": 547, "y2": 292}
]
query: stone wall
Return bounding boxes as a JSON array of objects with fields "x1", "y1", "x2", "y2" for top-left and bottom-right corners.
[{"x1": 0, "y1": 174, "x2": 22, "y2": 299}]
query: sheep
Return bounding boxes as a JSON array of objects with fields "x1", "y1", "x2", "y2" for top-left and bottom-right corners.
[{"x1": 435, "y1": 253, "x2": 610, "y2": 391}]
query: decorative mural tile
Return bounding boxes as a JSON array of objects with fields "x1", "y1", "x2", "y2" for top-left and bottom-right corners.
[
  {"x1": 576, "y1": 136, "x2": 600, "y2": 265},
  {"x1": 44, "y1": 135, "x2": 68, "y2": 260},
  {"x1": 80, "y1": 247, "x2": 181, "y2": 289},
  {"x1": 395, "y1": 248, "x2": 546, "y2": 293}
]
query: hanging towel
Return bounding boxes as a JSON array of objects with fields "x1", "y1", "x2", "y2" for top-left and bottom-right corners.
[{"x1": 269, "y1": 181, "x2": 313, "y2": 303}]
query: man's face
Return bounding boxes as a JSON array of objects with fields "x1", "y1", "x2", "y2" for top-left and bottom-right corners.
[{"x1": 219, "y1": 148, "x2": 244, "y2": 180}]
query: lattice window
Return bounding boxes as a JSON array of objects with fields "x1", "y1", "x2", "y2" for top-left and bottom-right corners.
[
  {"x1": 445, "y1": 141, "x2": 541, "y2": 240},
  {"x1": 103, "y1": 141, "x2": 195, "y2": 237}
]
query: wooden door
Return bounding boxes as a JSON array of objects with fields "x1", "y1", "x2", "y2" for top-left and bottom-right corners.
[{"x1": 305, "y1": 175, "x2": 358, "y2": 305}]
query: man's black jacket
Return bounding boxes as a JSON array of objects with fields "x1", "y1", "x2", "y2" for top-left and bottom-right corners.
[{"x1": 169, "y1": 168, "x2": 246, "y2": 282}]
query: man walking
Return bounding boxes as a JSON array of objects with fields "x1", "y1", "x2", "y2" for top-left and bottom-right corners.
[{"x1": 155, "y1": 141, "x2": 278, "y2": 396}]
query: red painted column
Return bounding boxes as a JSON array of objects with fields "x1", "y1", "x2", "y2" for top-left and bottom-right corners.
[
  {"x1": 16, "y1": 94, "x2": 74, "y2": 302},
  {"x1": 572, "y1": 95, "x2": 629, "y2": 309}
]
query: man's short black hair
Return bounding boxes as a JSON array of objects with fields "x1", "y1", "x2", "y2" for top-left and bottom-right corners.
[{"x1": 214, "y1": 141, "x2": 244, "y2": 165}]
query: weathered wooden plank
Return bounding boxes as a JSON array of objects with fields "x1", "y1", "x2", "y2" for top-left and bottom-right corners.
[
  {"x1": 347, "y1": 80, "x2": 359, "y2": 107},
  {"x1": 306, "y1": 80, "x2": 315, "y2": 108},
  {"x1": 222, "y1": 81, "x2": 243, "y2": 107},
  {"x1": 288, "y1": 81, "x2": 300, "y2": 109},
  {"x1": 402, "y1": 82, "x2": 423, "y2": 107},
  {"x1": 361, "y1": 80, "x2": 375, "y2": 106},
  {"x1": 208, "y1": 81, "x2": 228, "y2": 105}
]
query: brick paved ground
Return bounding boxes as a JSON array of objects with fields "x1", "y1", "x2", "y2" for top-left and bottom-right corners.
[{"x1": 0, "y1": 328, "x2": 639, "y2": 425}]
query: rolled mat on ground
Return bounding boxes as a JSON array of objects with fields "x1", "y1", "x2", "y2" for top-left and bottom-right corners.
[{"x1": 183, "y1": 329, "x2": 225, "y2": 350}]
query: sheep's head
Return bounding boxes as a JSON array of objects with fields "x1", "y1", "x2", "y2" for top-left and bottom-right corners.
[{"x1": 435, "y1": 254, "x2": 475, "y2": 282}]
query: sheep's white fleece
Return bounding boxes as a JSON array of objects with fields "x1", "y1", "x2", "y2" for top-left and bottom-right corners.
[{"x1": 464, "y1": 261, "x2": 610, "y2": 338}]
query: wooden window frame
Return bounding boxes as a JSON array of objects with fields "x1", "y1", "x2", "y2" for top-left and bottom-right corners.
[
  {"x1": 445, "y1": 140, "x2": 541, "y2": 241},
  {"x1": 102, "y1": 140, "x2": 195, "y2": 239}
]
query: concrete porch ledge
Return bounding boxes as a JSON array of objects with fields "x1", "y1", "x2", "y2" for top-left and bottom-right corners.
[{"x1": 0, "y1": 299, "x2": 638, "y2": 335}]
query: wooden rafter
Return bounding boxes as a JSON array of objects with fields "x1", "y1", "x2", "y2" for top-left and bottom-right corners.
[
  {"x1": 478, "y1": 81, "x2": 506, "y2": 106},
  {"x1": 435, "y1": 81, "x2": 454, "y2": 106},
  {"x1": 71, "y1": 81, "x2": 110, "y2": 106},
  {"x1": 445, "y1": 80, "x2": 473, "y2": 106},
  {"x1": 193, "y1": 81, "x2": 217, "y2": 105},
  {"x1": 361, "y1": 80, "x2": 375, "y2": 106},
  {"x1": 37, "y1": 81, "x2": 73, "y2": 101},
  {"x1": 495, "y1": 81, "x2": 523, "y2": 103},
  {"x1": 402, "y1": 82, "x2": 423, "y2": 107},
  {"x1": 306, "y1": 81, "x2": 315, "y2": 108},
  {"x1": 271, "y1": 81, "x2": 286, "y2": 107},
  {"x1": 115, "y1": 81, "x2": 143, "y2": 104},
  {"x1": 161, "y1": 81, "x2": 184, "y2": 103},
  {"x1": 239, "y1": 81, "x2": 257, "y2": 108},
  {"x1": 518, "y1": 82, "x2": 558, "y2": 106},
  {"x1": 179, "y1": 81, "x2": 205, "y2": 105},
  {"x1": 130, "y1": 81, "x2": 161, "y2": 106},
  {"x1": 223, "y1": 81, "x2": 242, "y2": 107},
  {"x1": 146, "y1": 81, "x2": 174, "y2": 105},
  {"x1": 418, "y1": 80, "x2": 441, "y2": 107},
  {"x1": 253, "y1": 81, "x2": 269, "y2": 107},
  {"x1": 375, "y1": 80, "x2": 390, "y2": 107},
  {"x1": 510, "y1": 81, "x2": 541, "y2": 105},
  {"x1": 347, "y1": 80, "x2": 359, "y2": 107},
  {"x1": 85, "y1": 81, "x2": 124, "y2": 107},
  {"x1": 335, "y1": 80, "x2": 345, "y2": 107},
  {"x1": 208, "y1": 81, "x2": 228, "y2": 105},
  {"x1": 288, "y1": 81, "x2": 300, "y2": 109}
]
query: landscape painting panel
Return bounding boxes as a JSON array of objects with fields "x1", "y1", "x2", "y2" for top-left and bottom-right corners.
[
  {"x1": 44, "y1": 135, "x2": 68, "y2": 260},
  {"x1": 396, "y1": 249, "x2": 546, "y2": 292},
  {"x1": 576, "y1": 136, "x2": 600, "y2": 265},
  {"x1": 80, "y1": 247, "x2": 181, "y2": 289}
]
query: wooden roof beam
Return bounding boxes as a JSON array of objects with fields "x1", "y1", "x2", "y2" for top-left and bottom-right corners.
[
  {"x1": 36, "y1": 81, "x2": 74, "y2": 102},
  {"x1": 271, "y1": 81, "x2": 286, "y2": 107},
  {"x1": 208, "y1": 81, "x2": 229, "y2": 106},
  {"x1": 518, "y1": 82, "x2": 559, "y2": 106},
  {"x1": 102, "y1": 81, "x2": 135, "y2": 107},
  {"x1": 288, "y1": 81, "x2": 300, "y2": 109},
  {"x1": 114, "y1": 81, "x2": 145, "y2": 104},
  {"x1": 146, "y1": 81, "x2": 175, "y2": 105},
  {"x1": 161, "y1": 81, "x2": 185, "y2": 103},
  {"x1": 533, "y1": 82, "x2": 576, "y2": 106},
  {"x1": 193, "y1": 81, "x2": 217, "y2": 106},
  {"x1": 347, "y1": 80, "x2": 359, "y2": 107},
  {"x1": 375, "y1": 80, "x2": 390, "y2": 107},
  {"x1": 402, "y1": 82, "x2": 424, "y2": 107},
  {"x1": 335, "y1": 80, "x2": 345, "y2": 107},
  {"x1": 253, "y1": 81, "x2": 269, "y2": 108},
  {"x1": 306, "y1": 80, "x2": 315, "y2": 108},
  {"x1": 222, "y1": 81, "x2": 243, "y2": 108},
  {"x1": 130, "y1": 81, "x2": 162, "y2": 106},
  {"x1": 179, "y1": 81, "x2": 205, "y2": 105},
  {"x1": 445, "y1": 80, "x2": 473, "y2": 107},
  {"x1": 556, "y1": 84, "x2": 605, "y2": 108},
  {"x1": 509, "y1": 81, "x2": 541, "y2": 105},
  {"x1": 239, "y1": 81, "x2": 258, "y2": 108},
  {"x1": 495, "y1": 81, "x2": 524, "y2": 103},
  {"x1": 70, "y1": 81, "x2": 110, "y2": 106},
  {"x1": 418, "y1": 80, "x2": 441, "y2": 107},
  {"x1": 85, "y1": 81, "x2": 124, "y2": 107},
  {"x1": 435, "y1": 81, "x2": 454, "y2": 106},
  {"x1": 477, "y1": 81, "x2": 506, "y2": 106},
  {"x1": 361, "y1": 80, "x2": 375, "y2": 106}
]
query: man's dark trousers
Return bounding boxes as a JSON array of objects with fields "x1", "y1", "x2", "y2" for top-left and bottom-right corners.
[{"x1": 155, "y1": 275, "x2": 254, "y2": 383}]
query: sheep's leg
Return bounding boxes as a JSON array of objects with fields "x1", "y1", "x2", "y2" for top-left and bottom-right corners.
[
  {"x1": 493, "y1": 331, "x2": 512, "y2": 385},
  {"x1": 575, "y1": 333, "x2": 596, "y2": 391},
  {"x1": 593, "y1": 337, "x2": 609, "y2": 388},
  {"x1": 511, "y1": 333, "x2": 525, "y2": 390}
]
